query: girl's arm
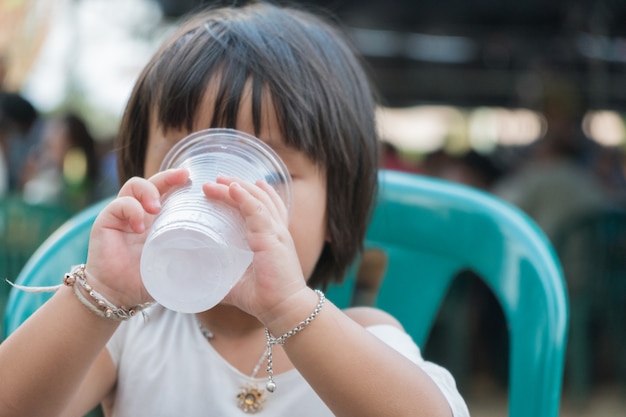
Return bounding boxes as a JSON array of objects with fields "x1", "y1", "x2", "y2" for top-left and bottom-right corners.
[
  {"x1": 264, "y1": 288, "x2": 456, "y2": 417},
  {"x1": 0, "y1": 169, "x2": 189, "y2": 417},
  {"x1": 0, "y1": 287, "x2": 119, "y2": 417}
]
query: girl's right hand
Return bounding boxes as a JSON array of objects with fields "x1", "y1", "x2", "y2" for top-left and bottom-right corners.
[{"x1": 83, "y1": 168, "x2": 189, "y2": 308}]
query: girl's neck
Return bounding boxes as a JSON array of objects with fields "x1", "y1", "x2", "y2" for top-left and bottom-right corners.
[
  {"x1": 195, "y1": 302, "x2": 293, "y2": 378},
  {"x1": 195, "y1": 303, "x2": 264, "y2": 340}
]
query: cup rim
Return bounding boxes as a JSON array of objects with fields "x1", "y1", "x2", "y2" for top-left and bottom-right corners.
[{"x1": 159, "y1": 128, "x2": 293, "y2": 216}]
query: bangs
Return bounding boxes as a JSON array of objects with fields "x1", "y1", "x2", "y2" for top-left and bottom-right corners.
[
  {"x1": 149, "y1": 25, "x2": 265, "y2": 138},
  {"x1": 143, "y1": 11, "x2": 337, "y2": 167}
]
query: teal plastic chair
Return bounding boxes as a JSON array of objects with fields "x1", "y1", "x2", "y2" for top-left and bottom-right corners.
[
  {"x1": 0, "y1": 195, "x2": 74, "y2": 281},
  {"x1": 0, "y1": 195, "x2": 73, "y2": 339},
  {"x1": 2, "y1": 197, "x2": 111, "y2": 336},
  {"x1": 326, "y1": 170, "x2": 568, "y2": 417},
  {"x1": 3, "y1": 170, "x2": 568, "y2": 417}
]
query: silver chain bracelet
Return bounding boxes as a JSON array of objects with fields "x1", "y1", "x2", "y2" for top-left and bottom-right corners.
[{"x1": 264, "y1": 289, "x2": 326, "y2": 392}]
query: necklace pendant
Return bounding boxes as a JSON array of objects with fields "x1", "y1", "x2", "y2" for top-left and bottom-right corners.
[
  {"x1": 237, "y1": 384, "x2": 266, "y2": 413},
  {"x1": 266, "y1": 380, "x2": 276, "y2": 393}
]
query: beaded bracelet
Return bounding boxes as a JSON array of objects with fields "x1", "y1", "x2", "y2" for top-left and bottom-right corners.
[
  {"x1": 263, "y1": 289, "x2": 326, "y2": 392},
  {"x1": 63, "y1": 264, "x2": 153, "y2": 321}
]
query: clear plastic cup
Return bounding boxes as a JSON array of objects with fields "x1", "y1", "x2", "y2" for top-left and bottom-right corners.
[{"x1": 140, "y1": 128, "x2": 292, "y2": 313}]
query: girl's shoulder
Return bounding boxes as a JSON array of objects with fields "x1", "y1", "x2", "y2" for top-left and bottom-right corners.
[{"x1": 343, "y1": 306, "x2": 404, "y2": 330}]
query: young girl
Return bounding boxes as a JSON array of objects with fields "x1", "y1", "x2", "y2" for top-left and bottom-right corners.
[{"x1": 0, "y1": 2, "x2": 469, "y2": 416}]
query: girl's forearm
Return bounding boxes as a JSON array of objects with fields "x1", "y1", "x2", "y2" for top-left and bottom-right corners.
[
  {"x1": 272, "y1": 292, "x2": 452, "y2": 417},
  {"x1": 0, "y1": 286, "x2": 119, "y2": 417}
]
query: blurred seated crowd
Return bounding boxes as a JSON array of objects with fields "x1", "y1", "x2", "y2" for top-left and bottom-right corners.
[{"x1": 0, "y1": 91, "x2": 118, "y2": 212}]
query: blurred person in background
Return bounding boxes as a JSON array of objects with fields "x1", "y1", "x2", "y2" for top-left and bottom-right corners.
[
  {"x1": 0, "y1": 122, "x2": 6, "y2": 196},
  {"x1": 0, "y1": 57, "x2": 10, "y2": 195},
  {"x1": 0, "y1": 55, "x2": 7, "y2": 92},
  {"x1": 0, "y1": 54, "x2": 11, "y2": 95},
  {"x1": 492, "y1": 80, "x2": 618, "y2": 243},
  {"x1": 95, "y1": 134, "x2": 120, "y2": 197},
  {"x1": 591, "y1": 145, "x2": 626, "y2": 206},
  {"x1": 22, "y1": 113, "x2": 103, "y2": 210},
  {"x1": 431, "y1": 150, "x2": 503, "y2": 192},
  {"x1": 0, "y1": 92, "x2": 41, "y2": 197},
  {"x1": 380, "y1": 140, "x2": 422, "y2": 174}
]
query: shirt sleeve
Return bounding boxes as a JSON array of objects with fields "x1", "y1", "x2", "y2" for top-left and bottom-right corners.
[{"x1": 366, "y1": 324, "x2": 471, "y2": 417}]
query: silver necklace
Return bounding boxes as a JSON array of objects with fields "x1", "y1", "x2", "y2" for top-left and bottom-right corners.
[{"x1": 197, "y1": 319, "x2": 269, "y2": 414}]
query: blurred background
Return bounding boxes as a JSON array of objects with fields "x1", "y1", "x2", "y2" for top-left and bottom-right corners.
[{"x1": 1, "y1": 0, "x2": 625, "y2": 415}]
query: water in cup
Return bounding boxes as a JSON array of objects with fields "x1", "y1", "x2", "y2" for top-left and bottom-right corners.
[{"x1": 141, "y1": 228, "x2": 253, "y2": 311}]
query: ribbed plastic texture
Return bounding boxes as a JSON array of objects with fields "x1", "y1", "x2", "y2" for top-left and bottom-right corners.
[{"x1": 140, "y1": 129, "x2": 292, "y2": 313}]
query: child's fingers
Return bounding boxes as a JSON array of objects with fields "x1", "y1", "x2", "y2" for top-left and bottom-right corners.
[
  {"x1": 256, "y1": 179, "x2": 289, "y2": 223},
  {"x1": 202, "y1": 181, "x2": 237, "y2": 207},
  {"x1": 227, "y1": 182, "x2": 277, "y2": 234},
  {"x1": 149, "y1": 168, "x2": 189, "y2": 194},
  {"x1": 217, "y1": 176, "x2": 286, "y2": 222},
  {"x1": 98, "y1": 196, "x2": 149, "y2": 234},
  {"x1": 117, "y1": 177, "x2": 158, "y2": 213},
  {"x1": 117, "y1": 169, "x2": 189, "y2": 213}
]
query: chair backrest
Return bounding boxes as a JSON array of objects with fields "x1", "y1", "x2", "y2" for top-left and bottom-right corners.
[
  {"x1": 0, "y1": 195, "x2": 74, "y2": 282},
  {"x1": 2, "y1": 198, "x2": 111, "y2": 338},
  {"x1": 2, "y1": 171, "x2": 568, "y2": 417},
  {"x1": 327, "y1": 170, "x2": 568, "y2": 417},
  {"x1": 0, "y1": 195, "x2": 74, "y2": 338}
]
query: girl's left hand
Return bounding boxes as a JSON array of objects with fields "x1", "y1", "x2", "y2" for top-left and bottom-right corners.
[{"x1": 202, "y1": 177, "x2": 307, "y2": 319}]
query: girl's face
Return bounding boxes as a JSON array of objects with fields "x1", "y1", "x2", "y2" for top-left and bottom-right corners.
[{"x1": 144, "y1": 92, "x2": 328, "y2": 282}]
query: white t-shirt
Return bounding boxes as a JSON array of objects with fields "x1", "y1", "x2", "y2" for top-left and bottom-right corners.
[{"x1": 107, "y1": 305, "x2": 469, "y2": 416}]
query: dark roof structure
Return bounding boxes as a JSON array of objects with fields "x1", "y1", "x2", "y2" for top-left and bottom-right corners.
[{"x1": 155, "y1": 0, "x2": 626, "y2": 110}]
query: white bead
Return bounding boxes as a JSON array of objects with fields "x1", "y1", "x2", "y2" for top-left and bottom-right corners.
[{"x1": 266, "y1": 381, "x2": 276, "y2": 392}]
